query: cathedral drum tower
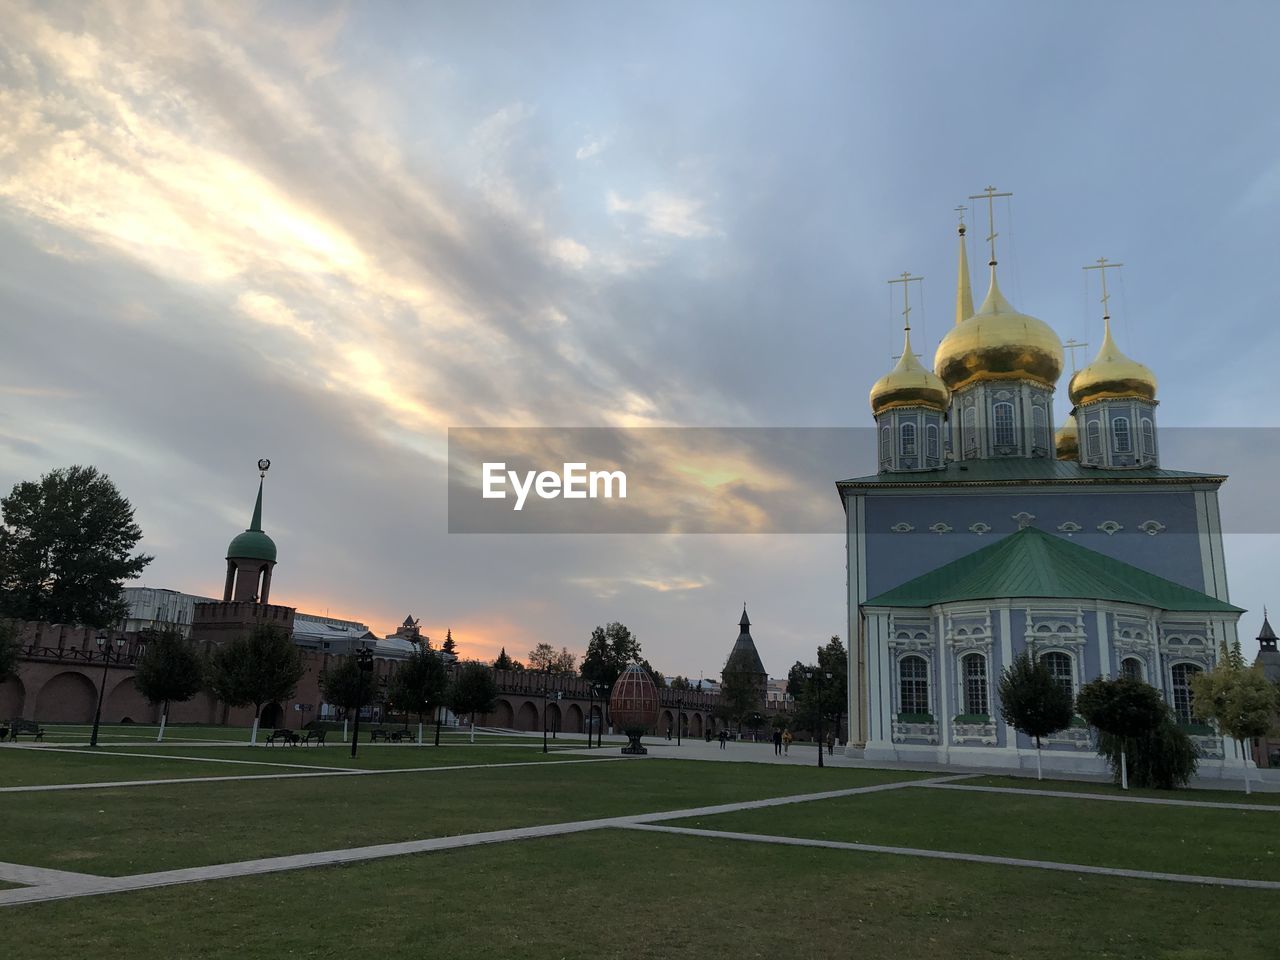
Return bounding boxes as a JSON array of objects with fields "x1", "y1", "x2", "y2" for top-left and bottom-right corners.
[{"x1": 838, "y1": 189, "x2": 1245, "y2": 778}]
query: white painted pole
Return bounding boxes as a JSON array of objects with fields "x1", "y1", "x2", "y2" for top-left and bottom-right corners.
[
  {"x1": 418, "y1": 721, "x2": 424, "y2": 746},
  {"x1": 1035, "y1": 744, "x2": 1043, "y2": 781},
  {"x1": 342, "y1": 718, "x2": 348, "y2": 743},
  {"x1": 1243, "y1": 740, "x2": 1251, "y2": 795},
  {"x1": 1120, "y1": 747, "x2": 1128, "y2": 791},
  {"x1": 157, "y1": 711, "x2": 167, "y2": 743},
  {"x1": 250, "y1": 716, "x2": 260, "y2": 746},
  {"x1": 470, "y1": 715, "x2": 476, "y2": 743}
]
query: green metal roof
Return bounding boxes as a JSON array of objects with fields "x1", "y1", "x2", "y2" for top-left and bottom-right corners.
[
  {"x1": 864, "y1": 526, "x2": 1242, "y2": 614},
  {"x1": 838, "y1": 459, "x2": 1225, "y2": 490}
]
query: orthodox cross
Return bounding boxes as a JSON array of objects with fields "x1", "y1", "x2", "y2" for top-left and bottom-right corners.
[
  {"x1": 1083, "y1": 256, "x2": 1124, "y2": 319},
  {"x1": 1063, "y1": 338, "x2": 1091, "y2": 372},
  {"x1": 954, "y1": 204, "x2": 968, "y2": 232},
  {"x1": 968, "y1": 185, "x2": 1012, "y2": 266},
  {"x1": 888, "y1": 271, "x2": 923, "y2": 359}
]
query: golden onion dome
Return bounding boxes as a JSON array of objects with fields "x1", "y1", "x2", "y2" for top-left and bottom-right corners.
[
  {"x1": 870, "y1": 326, "x2": 949, "y2": 415},
  {"x1": 1068, "y1": 318, "x2": 1157, "y2": 406},
  {"x1": 933, "y1": 268, "x2": 1064, "y2": 391},
  {"x1": 1054, "y1": 414, "x2": 1078, "y2": 460}
]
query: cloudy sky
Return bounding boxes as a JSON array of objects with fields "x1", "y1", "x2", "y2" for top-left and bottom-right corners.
[{"x1": 3, "y1": 0, "x2": 1279, "y2": 676}]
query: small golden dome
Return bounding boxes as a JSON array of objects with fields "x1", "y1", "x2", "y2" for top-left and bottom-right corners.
[
  {"x1": 1068, "y1": 318, "x2": 1157, "y2": 405},
  {"x1": 934, "y1": 269, "x2": 1064, "y2": 391},
  {"x1": 1055, "y1": 415, "x2": 1078, "y2": 460},
  {"x1": 869, "y1": 327, "x2": 949, "y2": 415}
]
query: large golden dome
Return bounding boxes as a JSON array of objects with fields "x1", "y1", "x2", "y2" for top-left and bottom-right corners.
[
  {"x1": 870, "y1": 327, "x2": 949, "y2": 415},
  {"x1": 934, "y1": 270, "x2": 1064, "y2": 391},
  {"x1": 1068, "y1": 319, "x2": 1157, "y2": 406},
  {"x1": 1054, "y1": 415, "x2": 1078, "y2": 460}
]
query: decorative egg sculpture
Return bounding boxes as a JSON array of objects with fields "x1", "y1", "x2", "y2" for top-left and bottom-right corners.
[{"x1": 609, "y1": 663, "x2": 660, "y2": 754}]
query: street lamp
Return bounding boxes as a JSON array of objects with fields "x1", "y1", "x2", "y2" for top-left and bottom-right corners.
[
  {"x1": 676, "y1": 695, "x2": 685, "y2": 746},
  {"x1": 541, "y1": 684, "x2": 562, "y2": 754},
  {"x1": 90, "y1": 632, "x2": 125, "y2": 747},
  {"x1": 808, "y1": 668, "x2": 832, "y2": 768},
  {"x1": 593, "y1": 683, "x2": 610, "y2": 747},
  {"x1": 350, "y1": 646, "x2": 375, "y2": 759}
]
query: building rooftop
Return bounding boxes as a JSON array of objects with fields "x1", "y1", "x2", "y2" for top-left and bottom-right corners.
[{"x1": 838, "y1": 459, "x2": 1225, "y2": 491}]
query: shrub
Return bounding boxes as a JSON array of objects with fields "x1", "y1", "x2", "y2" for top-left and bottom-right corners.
[{"x1": 1097, "y1": 717, "x2": 1199, "y2": 789}]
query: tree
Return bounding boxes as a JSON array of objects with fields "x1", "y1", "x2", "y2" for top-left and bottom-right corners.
[
  {"x1": 640, "y1": 658, "x2": 664, "y2": 688},
  {"x1": 551, "y1": 647, "x2": 576, "y2": 674},
  {"x1": 720, "y1": 648, "x2": 763, "y2": 732},
  {"x1": 579, "y1": 621, "x2": 641, "y2": 688},
  {"x1": 447, "y1": 662, "x2": 499, "y2": 743},
  {"x1": 1191, "y1": 639, "x2": 1280, "y2": 794},
  {"x1": 207, "y1": 625, "x2": 305, "y2": 745},
  {"x1": 133, "y1": 629, "x2": 204, "y2": 742},
  {"x1": 669, "y1": 675, "x2": 692, "y2": 691},
  {"x1": 320, "y1": 655, "x2": 380, "y2": 721},
  {"x1": 389, "y1": 647, "x2": 449, "y2": 745},
  {"x1": 1076, "y1": 676, "x2": 1168, "y2": 790},
  {"x1": 493, "y1": 648, "x2": 517, "y2": 671},
  {"x1": 997, "y1": 650, "x2": 1075, "y2": 780},
  {"x1": 528, "y1": 642, "x2": 556, "y2": 671},
  {"x1": 0, "y1": 466, "x2": 152, "y2": 627},
  {"x1": 786, "y1": 641, "x2": 846, "y2": 740},
  {"x1": 0, "y1": 621, "x2": 18, "y2": 683},
  {"x1": 441, "y1": 629, "x2": 457, "y2": 656},
  {"x1": 1100, "y1": 715, "x2": 1198, "y2": 790}
]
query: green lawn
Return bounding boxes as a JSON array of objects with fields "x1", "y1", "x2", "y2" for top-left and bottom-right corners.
[
  {"x1": 668, "y1": 783, "x2": 1280, "y2": 880},
  {"x1": 0, "y1": 760, "x2": 917, "y2": 876},
  {"x1": 3, "y1": 829, "x2": 1275, "y2": 960},
  {"x1": 964, "y1": 773, "x2": 1280, "y2": 806}
]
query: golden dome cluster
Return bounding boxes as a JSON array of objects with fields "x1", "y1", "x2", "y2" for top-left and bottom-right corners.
[
  {"x1": 869, "y1": 327, "x2": 949, "y2": 415},
  {"x1": 1054, "y1": 415, "x2": 1078, "y2": 460},
  {"x1": 1067, "y1": 319, "x2": 1157, "y2": 406},
  {"x1": 933, "y1": 272, "x2": 1064, "y2": 391}
]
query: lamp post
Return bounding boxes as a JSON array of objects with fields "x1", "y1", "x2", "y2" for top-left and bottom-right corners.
[
  {"x1": 541, "y1": 686, "x2": 562, "y2": 754},
  {"x1": 809, "y1": 668, "x2": 832, "y2": 768},
  {"x1": 586, "y1": 684, "x2": 596, "y2": 749},
  {"x1": 90, "y1": 633, "x2": 125, "y2": 747},
  {"x1": 350, "y1": 646, "x2": 374, "y2": 759},
  {"x1": 676, "y1": 696, "x2": 685, "y2": 746},
  {"x1": 593, "y1": 683, "x2": 610, "y2": 747}
]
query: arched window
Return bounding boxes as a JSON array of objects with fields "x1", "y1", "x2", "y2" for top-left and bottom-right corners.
[
  {"x1": 879, "y1": 424, "x2": 891, "y2": 463},
  {"x1": 1120, "y1": 657, "x2": 1143, "y2": 682},
  {"x1": 899, "y1": 656, "x2": 929, "y2": 715},
  {"x1": 1085, "y1": 420, "x2": 1102, "y2": 459},
  {"x1": 1040, "y1": 651, "x2": 1074, "y2": 696},
  {"x1": 1113, "y1": 416, "x2": 1132, "y2": 453},
  {"x1": 1032, "y1": 405, "x2": 1049, "y2": 451},
  {"x1": 962, "y1": 653, "x2": 989, "y2": 716},
  {"x1": 963, "y1": 406, "x2": 977, "y2": 452},
  {"x1": 993, "y1": 402, "x2": 1015, "y2": 447},
  {"x1": 1171, "y1": 663, "x2": 1202, "y2": 724},
  {"x1": 1141, "y1": 418, "x2": 1155, "y2": 455},
  {"x1": 926, "y1": 423, "x2": 939, "y2": 461},
  {"x1": 900, "y1": 421, "x2": 917, "y2": 457}
]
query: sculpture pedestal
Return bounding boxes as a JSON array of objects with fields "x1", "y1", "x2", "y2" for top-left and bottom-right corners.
[{"x1": 621, "y1": 733, "x2": 647, "y2": 755}]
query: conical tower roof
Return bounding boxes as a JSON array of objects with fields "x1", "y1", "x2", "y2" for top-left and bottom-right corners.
[
  {"x1": 727, "y1": 605, "x2": 767, "y2": 676},
  {"x1": 227, "y1": 477, "x2": 277, "y2": 562}
]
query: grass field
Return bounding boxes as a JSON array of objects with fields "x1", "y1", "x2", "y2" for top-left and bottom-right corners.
[{"x1": 1, "y1": 728, "x2": 1275, "y2": 959}]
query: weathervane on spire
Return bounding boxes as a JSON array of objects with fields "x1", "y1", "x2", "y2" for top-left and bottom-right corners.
[
  {"x1": 968, "y1": 185, "x2": 1012, "y2": 266},
  {"x1": 1083, "y1": 256, "x2": 1124, "y2": 320},
  {"x1": 257, "y1": 458, "x2": 271, "y2": 478}
]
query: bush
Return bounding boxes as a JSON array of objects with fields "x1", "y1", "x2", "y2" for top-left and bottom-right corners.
[{"x1": 1097, "y1": 717, "x2": 1199, "y2": 789}]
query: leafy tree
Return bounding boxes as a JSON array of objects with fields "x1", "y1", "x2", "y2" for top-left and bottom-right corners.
[
  {"x1": 997, "y1": 650, "x2": 1074, "y2": 780},
  {"x1": 786, "y1": 643, "x2": 844, "y2": 738},
  {"x1": 320, "y1": 654, "x2": 380, "y2": 719},
  {"x1": 1076, "y1": 676, "x2": 1168, "y2": 790},
  {"x1": 551, "y1": 647, "x2": 576, "y2": 674},
  {"x1": 441, "y1": 629, "x2": 457, "y2": 656},
  {"x1": 771, "y1": 713, "x2": 790, "y2": 731},
  {"x1": 133, "y1": 629, "x2": 204, "y2": 742},
  {"x1": 447, "y1": 662, "x2": 499, "y2": 743},
  {"x1": 0, "y1": 621, "x2": 19, "y2": 683},
  {"x1": 1191, "y1": 639, "x2": 1280, "y2": 794},
  {"x1": 389, "y1": 647, "x2": 449, "y2": 744},
  {"x1": 493, "y1": 647, "x2": 517, "y2": 671},
  {"x1": 720, "y1": 648, "x2": 763, "y2": 732},
  {"x1": 669, "y1": 675, "x2": 692, "y2": 691},
  {"x1": 640, "y1": 658, "x2": 664, "y2": 688},
  {"x1": 744, "y1": 711, "x2": 766, "y2": 739},
  {"x1": 579, "y1": 621, "x2": 641, "y2": 688},
  {"x1": 0, "y1": 466, "x2": 152, "y2": 627},
  {"x1": 207, "y1": 625, "x2": 305, "y2": 744},
  {"x1": 1098, "y1": 717, "x2": 1198, "y2": 790}
]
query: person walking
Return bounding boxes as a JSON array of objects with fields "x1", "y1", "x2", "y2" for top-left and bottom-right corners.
[
  {"x1": 718, "y1": 728, "x2": 727, "y2": 750},
  {"x1": 782, "y1": 729, "x2": 792, "y2": 755},
  {"x1": 772, "y1": 727, "x2": 783, "y2": 756}
]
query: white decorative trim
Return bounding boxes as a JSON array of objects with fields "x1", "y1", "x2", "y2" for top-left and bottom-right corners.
[
  {"x1": 968, "y1": 522, "x2": 991, "y2": 535},
  {"x1": 1057, "y1": 521, "x2": 1082, "y2": 534},
  {"x1": 1097, "y1": 520, "x2": 1123, "y2": 536},
  {"x1": 890, "y1": 522, "x2": 915, "y2": 533},
  {"x1": 1012, "y1": 511, "x2": 1035, "y2": 529},
  {"x1": 1138, "y1": 519, "x2": 1166, "y2": 536},
  {"x1": 929, "y1": 522, "x2": 953, "y2": 535}
]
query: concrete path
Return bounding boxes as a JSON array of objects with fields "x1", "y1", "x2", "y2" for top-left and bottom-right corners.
[
  {"x1": 623, "y1": 823, "x2": 1280, "y2": 891},
  {"x1": 11, "y1": 745, "x2": 360, "y2": 773}
]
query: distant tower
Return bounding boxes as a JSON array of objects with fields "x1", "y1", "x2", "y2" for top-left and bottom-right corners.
[
  {"x1": 1256, "y1": 611, "x2": 1280, "y2": 682},
  {"x1": 1068, "y1": 259, "x2": 1159, "y2": 469},
  {"x1": 723, "y1": 606, "x2": 768, "y2": 708},
  {"x1": 224, "y1": 459, "x2": 278, "y2": 604}
]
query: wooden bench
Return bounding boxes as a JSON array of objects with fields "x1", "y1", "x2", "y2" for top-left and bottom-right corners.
[
  {"x1": 370, "y1": 729, "x2": 393, "y2": 743},
  {"x1": 266, "y1": 728, "x2": 299, "y2": 746},
  {"x1": 6, "y1": 719, "x2": 44, "y2": 742},
  {"x1": 300, "y1": 729, "x2": 328, "y2": 747}
]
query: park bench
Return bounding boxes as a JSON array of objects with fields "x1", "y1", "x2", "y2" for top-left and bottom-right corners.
[
  {"x1": 300, "y1": 729, "x2": 328, "y2": 747},
  {"x1": 266, "y1": 728, "x2": 299, "y2": 746},
  {"x1": 6, "y1": 719, "x2": 44, "y2": 742},
  {"x1": 370, "y1": 729, "x2": 393, "y2": 743}
]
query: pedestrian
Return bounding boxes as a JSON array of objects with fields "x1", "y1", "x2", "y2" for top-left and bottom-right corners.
[
  {"x1": 782, "y1": 729, "x2": 792, "y2": 755},
  {"x1": 826, "y1": 732, "x2": 835, "y2": 755},
  {"x1": 772, "y1": 727, "x2": 783, "y2": 756},
  {"x1": 718, "y1": 728, "x2": 727, "y2": 750}
]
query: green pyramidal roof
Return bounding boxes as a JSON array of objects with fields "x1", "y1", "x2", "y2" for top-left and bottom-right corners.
[
  {"x1": 227, "y1": 478, "x2": 277, "y2": 562},
  {"x1": 865, "y1": 526, "x2": 1241, "y2": 614}
]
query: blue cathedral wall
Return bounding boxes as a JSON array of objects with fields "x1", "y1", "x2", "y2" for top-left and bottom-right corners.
[{"x1": 861, "y1": 488, "x2": 1207, "y2": 598}]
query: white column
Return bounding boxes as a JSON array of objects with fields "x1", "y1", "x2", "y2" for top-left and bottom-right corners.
[
  {"x1": 1097, "y1": 609, "x2": 1112, "y2": 678},
  {"x1": 999, "y1": 607, "x2": 1015, "y2": 753}
]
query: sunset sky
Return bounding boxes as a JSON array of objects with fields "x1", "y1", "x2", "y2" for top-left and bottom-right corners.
[{"x1": 3, "y1": 1, "x2": 1279, "y2": 676}]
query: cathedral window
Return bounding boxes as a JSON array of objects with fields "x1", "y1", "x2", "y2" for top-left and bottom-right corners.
[
  {"x1": 1113, "y1": 416, "x2": 1132, "y2": 453},
  {"x1": 1120, "y1": 657, "x2": 1143, "y2": 681},
  {"x1": 963, "y1": 406, "x2": 977, "y2": 452},
  {"x1": 900, "y1": 421, "x2": 917, "y2": 457},
  {"x1": 879, "y1": 424, "x2": 891, "y2": 463},
  {"x1": 1085, "y1": 420, "x2": 1102, "y2": 459},
  {"x1": 1040, "y1": 651, "x2": 1074, "y2": 696},
  {"x1": 1141, "y1": 418, "x2": 1155, "y2": 455},
  {"x1": 993, "y1": 402, "x2": 1015, "y2": 447},
  {"x1": 961, "y1": 653, "x2": 989, "y2": 717},
  {"x1": 1171, "y1": 663, "x2": 1202, "y2": 724},
  {"x1": 926, "y1": 423, "x2": 939, "y2": 460},
  {"x1": 1032, "y1": 405, "x2": 1048, "y2": 450},
  {"x1": 899, "y1": 655, "x2": 929, "y2": 715}
]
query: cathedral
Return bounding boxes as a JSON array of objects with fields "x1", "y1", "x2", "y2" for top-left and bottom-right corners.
[{"x1": 839, "y1": 191, "x2": 1246, "y2": 776}]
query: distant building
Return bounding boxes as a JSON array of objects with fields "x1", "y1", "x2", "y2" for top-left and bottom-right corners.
[
  {"x1": 120, "y1": 586, "x2": 215, "y2": 637},
  {"x1": 1252, "y1": 614, "x2": 1280, "y2": 769}
]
